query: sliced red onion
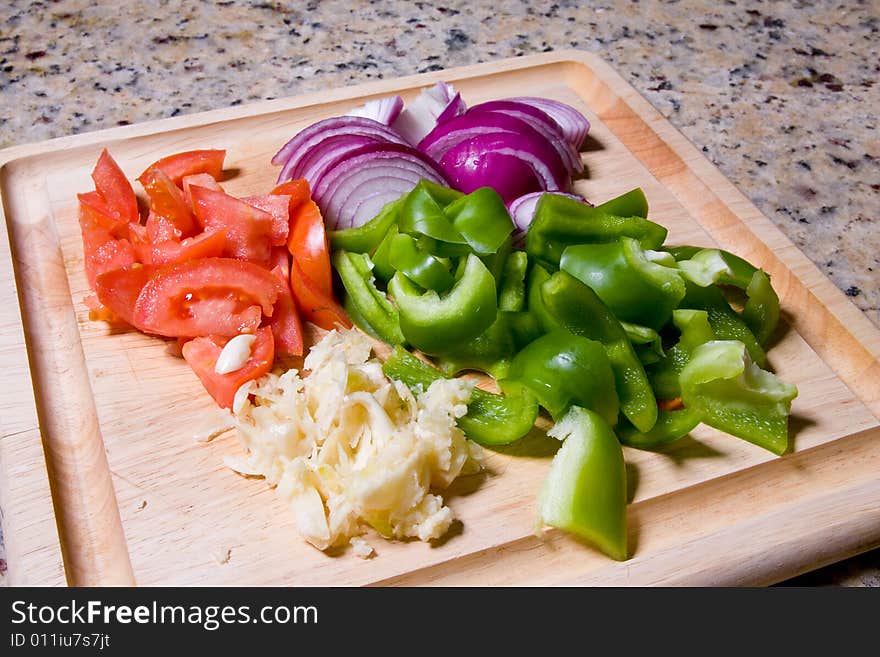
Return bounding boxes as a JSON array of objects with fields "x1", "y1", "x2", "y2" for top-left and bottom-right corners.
[
  {"x1": 392, "y1": 81, "x2": 467, "y2": 146},
  {"x1": 311, "y1": 142, "x2": 447, "y2": 230},
  {"x1": 346, "y1": 95, "x2": 404, "y2": 125},
  {"x1": 508, "y1": 191, "x2": 590, "y2": 247},
  {"x1": 467, "y1": 100, "x2": 583, "y2": 173},
  {"x1": 272, "y1": 116, "x2": 408, "y2": 183},
  {"x1": 437, "y1": 131, "x2": 570, "y2": 203},
  {"x1": 292, "y1": 134, "x2": 390, "y2": 184},
  {"x1": 507, "y1": 97, "x2": 590, "y2": 149}
]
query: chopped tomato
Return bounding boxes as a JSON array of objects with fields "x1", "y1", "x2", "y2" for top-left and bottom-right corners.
[
  {"x1": 266, "y1": 264, "x2": 304, "y2": 357},
  {"x1": 138, "y1": 149, "x2": 226, "y2": 187},
  {"x1": 243, "y1": 195, "x2": 290, "y2": 246},
  {"x1": 83, "y1": 294, "x2": 121, "y2": 323},
  {"x1": 288, "y1": 199, "x2": 332, "y2": 297},
  {"x1": 140, "y1": 166, "x2": 198, "y2": 238},
  {"x1": 95, "y1": 264, "x2": 154, "y2": 327},
  {"x1": 271, "y1": 178, "x2": 311, "y2": 214},
  {"x1": 190, "y1": 186, "x2": 274, "y2": 265},
  {"x1": 79, "y1": 201, "x2": 137, "y2": 290},
  {"x1": 290, "y1": 257, "x2": 351, "y2": 331},
  {"x1": 182, "y1": 173, "x2": 222, "y2": 210},
  {"x1": 182, "y1": 326, "x2": 274, "y2": 409},
  {"x1": 135, "y1": 228, "x2": 228, "y2": 266},
  {"x1": 132, "y1": 257, "x2": 281, "y2": 337},
  {"x1": 92, "y1": 149, "x2": 139, "y2": 226},
  {"x1": 145, "y1": 210, "x2": 179, "y2": 244},
  {"x1": 77, "y1": 191, "x2": 127, "y2": 237}
]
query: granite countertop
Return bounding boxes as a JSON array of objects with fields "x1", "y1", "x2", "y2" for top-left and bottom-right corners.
[{"x1": 0, "y1": 0, "x2": 876, "y2": 585}]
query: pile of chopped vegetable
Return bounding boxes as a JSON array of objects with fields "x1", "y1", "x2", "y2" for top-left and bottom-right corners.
[{"x1": 76, "y1": 148, "x2": 349, "y2": 409}]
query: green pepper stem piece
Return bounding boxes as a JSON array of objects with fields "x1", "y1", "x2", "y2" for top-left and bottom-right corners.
[
  {"x1": 381, "y1": 346, "x2": 538, "y2": 446},
  {"x1": 538, "y1": 406, "x2": 628, "y2": 561},
  {"x1": 679, "y1": 340, "x2": 798, "y2": 455},
  {"x1": 388, "y1": 253, "x2": 497, "y2": 355},
  {"x1": 541, "y1": 270, "x2": 658, "y2": 433}
]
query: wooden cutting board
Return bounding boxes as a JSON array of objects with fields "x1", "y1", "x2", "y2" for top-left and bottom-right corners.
[{"x1": 1, "y1": 51, "x2": 878, "y2": 586}]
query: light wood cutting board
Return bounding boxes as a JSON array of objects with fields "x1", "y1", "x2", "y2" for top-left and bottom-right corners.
[{"x1": 1, "y1": 51, "x2": 878, "y2": 586}]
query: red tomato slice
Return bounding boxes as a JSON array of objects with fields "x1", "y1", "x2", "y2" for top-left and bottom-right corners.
[
  {"x1": 288, "y1": 199, "x2": 332, "y2": 297},
  {"x1": 243, "y1": 195, "x2": 290, "y2": 246},
  {"x1": 266, "y1": 264, "x2": 304, "y2": 357},
  {"x1": 140, "y1": 166, "x2": 198, "y2": 238},
  {"x1": 95, "y1": 264, "x2": 154, "y2": 327},
  {"x1": 182, "y1": 326, "x2": 274, "y2": 409},
  {"x1": 77, "y1": 191, "x2": 128, "y2": 237},
  {"x1": 138, "y1": 149, "x2": 226, "y2": 187},
  {"x1": 182, "y1": 173, "x2": 222, "y2": 210},
  {"x1": 270, "y1": 246, "x2": 291, "y2": 280},
  {"x1": 92, "y1": 149, "x2": 140, "y2": 226},
  {"x1": 290, "y1": 257, "x2": 351, "y2": 331},
  {"x1": 190, "y1": 186, "x2": 274, "y2": 265},
  {"x1": 151, "y1": 229, "x2": 228, "y2": 266},
  {"x1": 145, "y1": 210, "x2": 179, "y2": 243},
  {"x1": 133, "y1": 257, "x2": 281, "y2": 337},
  {"x1": 79, "y1": 202, "x2": 137, "y2": 290},
  {"x1": 271, "y1": 179, "x2": 312, "y2": 214}
]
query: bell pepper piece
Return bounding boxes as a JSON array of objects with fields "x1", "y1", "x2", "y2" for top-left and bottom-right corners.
[
  {"x1": 620, "y1": 321, "x2": 664, "y2": 359},
  {"x1": 541, "y1": 270, "x2": 658, "y2": 433},
  {"x1": 525, "y1": 188, "x2": 667, "y2": 269},
  {"x1": 381, "y1": 346, "x2": 538, "y2": 447},
  {"x1": 560, "y1": 238, "x2": 685, "y2": 330},
  {"x1": 526, "y1": 262, "x2": 563, "y2": 334},
  {"x1": 333, "y1": 250, "x2": 404, "y2": 345},
  {"x1": 444, "y1": 186, "x2": 514, "y2": 256},
  {"x1": 498, "y1": 250, "x2": 529, "y2": 312},
  {"x1": 370, "y1": 222, "x2": 400, "y2": 284},
  {"x1": 617, "y1": 408, "x2": 701, "y2": 449},
  {"x1": 681, "y1": 282, "x2": 766, "y2": 366},
  {"x1": 500, "y1": 330, "x2": 619, "y2": 424},
  {"x1": 742, "y1": 269, "x2": 780, "y2": 346},
  {"x1": 330, "y1": 196, "x2": 404, "y2": 254},
  {"x1": 538, "y1": 406, "x2": 628, "y2": 561},
  {"x1": 679, "y1": 340, "x2": 798, "y2": 455},
  {"x1": 398, "y1": 179, "x2": 468, "y2": 250},
  {"x1": 435, "y1": 311, "x2": 518, "y2": 380},
  {"x1": 388, "y1": 253, "x2": 497, "y2": 355},
  {"x1": 648, "y1": 309, "x2": 716, "y2": 399},
  {"x1": 387, "y1": 232, "x2": 454, "y2": 292}
]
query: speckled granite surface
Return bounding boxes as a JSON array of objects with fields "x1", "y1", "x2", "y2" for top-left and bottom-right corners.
[{"x1": 0, "y1": 0, "x2": 877, "y2": 586}]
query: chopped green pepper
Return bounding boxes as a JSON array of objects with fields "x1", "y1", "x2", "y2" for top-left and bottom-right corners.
[
  {"x1": 526, "y1": 262, "x2": 562, "y2": 334},
  {"x1": 498, "y1": 250, "x2": 529, "y2": 312},
  {"x1": 742, "y1": 269, "x2": 780, "y2": 345},
  {"x1": 525, "y1": 188, "x2": 667, "y2": 269},
  {"x1": 537, "y1": 406, "x2": 628, "y2": 561},
  {"x1": 560, "y1": 237, "x2": 686, "y2": 330},
  {"x1": 616, "y1": 408, "x2": 701, "y2": 450},
  {"x1": 444, "y1": 186, "x2": 514, "y2": 256},
  {"x1": 387, "y1": 232, "x2": 454, "y2": 292},
  {"x1": 381, "y1": 346, "x2": 538, "y2": 447},
  {"x1": 500, "y1": 330, "x2": 620, "y2": 424},
  {"x1": 679, "y1": 340, "x2": 798, "y2": 455},
  {"x1": 333, "y1": 250, "x2": 405, "y2": 345},
  {"x1": 648, "y1": 309, "x2": 716, "y2": 399},
  {"x1": 541, "y1": 270, "x2": 658, "y2": 433},
  {"x1": 435, "y1": 312, "x2": 517, "y2": 380},
  {"x1": 329, "y1": 196, "x2": 404, "y2": 254},
  {"x1": 388, "y1": 253, "x2": 497, "y2": 355},
  {"x1": 370, "y1": 222, "x2": 399, "y2": 283}
]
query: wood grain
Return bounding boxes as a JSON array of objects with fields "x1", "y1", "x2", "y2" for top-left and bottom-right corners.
[{"x1": 0, "y1": 51, "x2": 878, "y2": 586}]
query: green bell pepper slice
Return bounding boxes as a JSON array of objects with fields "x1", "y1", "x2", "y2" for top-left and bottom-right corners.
[
  {"x1": 444, "y1": 186, "x2": 515, "y2": 256},
  {"x1": 381, "y1": 346, "x2": 538, "y2": 447},
  {"x1": 537, "y1": 406, "x2": 628, "y2": 561},
  {"x1": 648, "y1": 309, "x2": 716, "y2": 399},
  {"x1": 387, "y1": 232, "x2": 454, "y2": 292},
  {"x1": 681, "y1": 282, "x2": 766, "y2": 366},
  {"x1": 435, "y1": 311, "x2": 518, "y2": 380},
  {"x1": 541, "y1": 270, "x2": 658, "y2": 433},
  {"x1": 525, "y1": 262, "x2": 562, "y2": 334},
  {"x1": 370, "y1": 222, "x2": 400, "y2": 284},
  {"x1": 560, "y1": 238, "x2": 686, "y2": 330},
  {"x1": 679, "y1": 340, "x2": 798, "y2": 455},
  {"x1": 674, "y1": 247, "x2": 780, "y2": 346},
  {"x1": 333, "y1": 250, "x2": 405, "y2": 346},
  {"x1": 399, "y1": 179, "x2": 468, "y2": 250},
  {"x1": 500, "y1": 330, "x2": 620, "y2": 424},
  {"x1": 329, "y1": 196, "x2": 404, "y2": 254},
  {"x1": 620, "y1": 321, "x2": 665, "y2": 367},
  {"x1": 525, "y1": 188, "x2": 667, "y2": 269},
  {"x1": 388, "y1": 253, "x2": 497, "y2": 355},
  {"x1": 498, "y1": 250, "x2": 529, "y2": 312},
  {"x1": 616, "y1": 408, "x2": 701, "y2": 450}
]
